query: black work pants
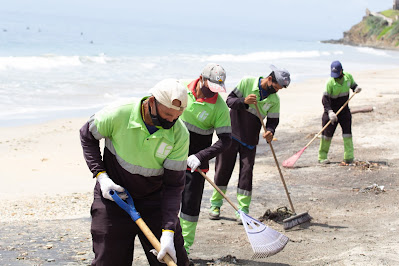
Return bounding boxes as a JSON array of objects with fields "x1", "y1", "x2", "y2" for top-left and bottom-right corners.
[
  {"x1": 322, "y1": 109, "x2": 352, "y2": 138},
  {"x1": 214, "y1": 139, "x2": 256, "y2": 192},
  {"x1": 180, "y1": 170, "x2": 205, "y2": 221},
  {"x1": 90, "y1": 193, "x2": 189, "y2": 266}
]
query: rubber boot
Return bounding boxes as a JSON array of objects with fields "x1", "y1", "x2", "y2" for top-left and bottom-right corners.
[
  {"x1": 318, "y1": 137, "x2": 332, "y2": 162},
  {"x1": 179, "y1": 217, "x2": 198, "y2": 254},
  {"x1": 343, "y1": 137, "x2": 354, "y2": 163}
]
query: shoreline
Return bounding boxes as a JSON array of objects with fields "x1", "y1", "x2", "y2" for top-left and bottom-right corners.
[{"x1": 1, "y1": 67, "x2": 399, "y2": 200}]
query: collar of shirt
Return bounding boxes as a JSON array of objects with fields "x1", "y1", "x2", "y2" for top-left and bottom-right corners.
[{"x1": 258, "y1": 77, "x2": 269, "y2": 100}]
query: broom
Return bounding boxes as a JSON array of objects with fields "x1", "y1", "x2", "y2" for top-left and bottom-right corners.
[
  {"x1": 198, "y1": 169, "x2": 288, "y2": 258},
  {"x1": 282, "y1": 91, "x2": 358, "y2": 168},
  {"x1": 110, "y1": 190, "x2": 177, "y2": 266},
  {"x1": 254, "y1": 104, "x2": 312, "y2": 230}
]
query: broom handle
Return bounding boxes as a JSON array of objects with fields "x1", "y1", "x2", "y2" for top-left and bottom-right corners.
[
  {"x1": 198, "y1": 169, "x2": 239, "y2": 212},
  {"x1": 304, "y1": 91, "x2": 358, "y2": 149},
  {"x1": 254, "y1": 104, "x2": 296, "y2": 213}
]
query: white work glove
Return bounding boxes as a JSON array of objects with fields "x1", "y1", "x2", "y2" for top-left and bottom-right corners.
[
  {"x1": 97, "y1": 172, "x2": 126, "y2": 201},
  {"x1": 355, "y1": 87, "x2": 362, "y2": 93},
  {"x1": 328, "y1": 110, "x2": 338, "y2": 125},
  {"x1": 157, "y1": 230, "x2": 177, "y2": 264},
  {"x1": 187, "y1": 155, "x2": 201, "y2": 173}
]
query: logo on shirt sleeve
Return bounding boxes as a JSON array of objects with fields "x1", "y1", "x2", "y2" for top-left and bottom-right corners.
[{"x1": 156, "y1": 142, "x2": 173, "y2": 159}]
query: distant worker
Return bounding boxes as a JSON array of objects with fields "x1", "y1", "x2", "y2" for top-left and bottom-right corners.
[
  {"x1": 318, "y1": 60, "x2": 361, "y2": 165},
  {"x1": 179, "y1": 63, "x2": 232, "y2": 254},
  {"x1": 209, "y1": 65, "x2": 290, "y2": 223}
]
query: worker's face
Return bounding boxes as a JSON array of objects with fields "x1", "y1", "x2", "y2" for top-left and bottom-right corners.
[
  {"x1": 155, "y1": 99, "x2": 183, "y2": 122},
  {"x1": 264, "y1": 76, "x2": 283, "y2": 93},
  {"x1": 271, "y1": 82, "x2": 283, "y2": 92},
  {"x1": 199, "y1": 77, "x2": 216, "y2": 98},
  {"x1": 149, "y1": 97, "x2": 183, "y2": 129}
]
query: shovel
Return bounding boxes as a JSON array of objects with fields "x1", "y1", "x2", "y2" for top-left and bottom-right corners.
[
  {"x1": 282, "y1": 91, "x2": 358, "y2": 168},
  {"x1": 110, "y1": 190, "x2": 177, "y2": 266}
]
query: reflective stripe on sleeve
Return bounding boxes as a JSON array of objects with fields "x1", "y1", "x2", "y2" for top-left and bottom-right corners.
[
  {"x1": 215, "y1": 126, "x2": 232, "y2": 134},
  {"x1": 88, "y1": 115, "x2": 104, "y2": 140},
  {"x1": 164, "y1": 158, "x2": 187, "y2": 171}
]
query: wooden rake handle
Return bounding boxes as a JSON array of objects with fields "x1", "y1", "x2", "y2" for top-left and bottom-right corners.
[
  {"x1": 304, "y1": 91, "x2": 358, "y2": 149},
  {"x1": 254, "y1": 104, "x2": 296, "y2": 213},
  {"x1": 198, "y1": 169, "x2": 239, "y2": 212}
]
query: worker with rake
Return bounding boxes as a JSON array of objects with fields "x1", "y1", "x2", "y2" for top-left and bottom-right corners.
[
  {"x1": 209, "y1": 65, "x2": 290, "y2": 223},
  {"x1": 80, "y1": 79, "x2": 190, "y2": 265},
  {"x1": 319, "y1": 60, "x2": 362, "y2": 165},
  {"x1": 179, "y1": 63, "x2": 232, "y2": 254}
]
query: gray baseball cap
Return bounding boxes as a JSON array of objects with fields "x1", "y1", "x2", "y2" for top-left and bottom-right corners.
[
  {"x1": 201, "y1": 63, "x2": 226, "y2": 92},
  {"x1": 270, "y1": 64, "x2": 291, "y2": 88}
]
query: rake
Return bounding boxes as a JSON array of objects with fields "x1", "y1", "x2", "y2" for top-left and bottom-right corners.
[
  {"x1": 110, "y1": 190, "x2": 177, "y2": 266},
  {"x1": 254, "y1": 104, "x2": 312, "y2": 230},
  {"x1": 282, "y1": 91, "x2": 358, "y2": 168},
  {"x1": 198, "y1": 169, "x2": 288, "y2": 258}
]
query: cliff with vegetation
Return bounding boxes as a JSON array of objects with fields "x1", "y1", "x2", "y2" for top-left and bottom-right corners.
[{"x1": 322, "y1": 9, "x2": 399, "y2": 50}]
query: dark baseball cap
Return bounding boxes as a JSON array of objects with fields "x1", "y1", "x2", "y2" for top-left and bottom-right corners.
[
  {"x1": 270, "y1": 65, "x2": 290, "y2": 88},
  {"x1": 330, "y1": 61, "x2": 343, "y2": 78}
]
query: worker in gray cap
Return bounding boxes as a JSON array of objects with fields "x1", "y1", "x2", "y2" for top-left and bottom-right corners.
[
  {"x1": 179, "y1": 63, "x2": 232, "y2": 255},
  {"x1": 209, "y1": 65, "x2": 290, "y2": 224}
]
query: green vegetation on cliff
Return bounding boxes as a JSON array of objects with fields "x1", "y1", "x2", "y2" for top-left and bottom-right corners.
[{"x1": 323, "y1": 9, "x2": 399, "y2": 50}]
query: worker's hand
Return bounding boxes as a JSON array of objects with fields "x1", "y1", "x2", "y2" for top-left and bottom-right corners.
[
  {"x1": 187, "y1": 155, "x2": 201, "y2": 173},
  {"x1": 97, "y1": 172, "x2": 126, "y2": 201},
  {"x1": 328, "y1": 110, "x2": 338, "y2": 125},
  {"x1": 263, "y1": 131, "x2": 274, "y2": 143},
  {"x1": 157, "y1": 230, "x2": 177, "y2": 264},
  {"x1": 355, "y1": 87, "x2": 362, "y2": 93},
  {"x1": 244, "y1": 94, "x2": 257, "y2": 105}
]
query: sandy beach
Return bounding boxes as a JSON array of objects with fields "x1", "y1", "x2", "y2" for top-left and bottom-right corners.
[{"x1": 1, "y1": 68, "x2": 399, "y2": 265}]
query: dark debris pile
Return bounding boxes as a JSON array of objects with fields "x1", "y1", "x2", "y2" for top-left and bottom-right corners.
[
  {"x1": 353, "y1": 160, "x2": 385, "y2": 170},
  {"x1": 259, "y1": 206, "x2": 294, "y2": 223},
  {"x1": 209, "y1": 255, "x2": 238, "y2": 265}
]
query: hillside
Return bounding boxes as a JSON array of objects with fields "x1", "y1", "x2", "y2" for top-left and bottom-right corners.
[{"x1": 323, "y1": 9, "x2": 399, "y2": 50}]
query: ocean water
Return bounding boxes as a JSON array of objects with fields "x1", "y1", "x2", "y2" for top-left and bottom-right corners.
[{"x1": 1, "y1": 1, "x2": 399, "y2": 127}]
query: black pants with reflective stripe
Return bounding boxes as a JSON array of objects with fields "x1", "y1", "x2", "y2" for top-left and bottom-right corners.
[
  {"x1": 214, "y1": 139, "x2": 256, "y2": 192},
  {"x1": 90, "y1": 194, "x2": 189, "y2": 266},
  {"x1": 322, "y1": 109, "x2": 352, "y2": 138},
  {"x1": 180, "y1": 170, "x2": 205, "y2": 220}
]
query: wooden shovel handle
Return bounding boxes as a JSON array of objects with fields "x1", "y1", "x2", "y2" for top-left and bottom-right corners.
[{"x1": 135, "y1": 219, "x2": 177, "y2": 266}]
